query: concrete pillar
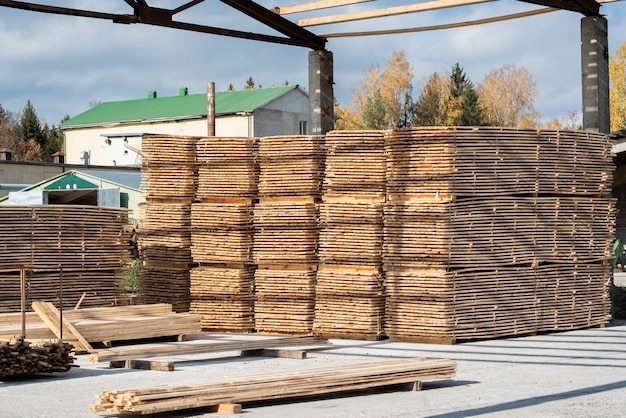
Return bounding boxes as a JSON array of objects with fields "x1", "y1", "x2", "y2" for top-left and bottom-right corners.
[
  {"x1": 308, "y1": 50, "x2": 334, "y2": 135},
  {"x1": 581, "y1": 16, "x2": 610, "y2": 133}
]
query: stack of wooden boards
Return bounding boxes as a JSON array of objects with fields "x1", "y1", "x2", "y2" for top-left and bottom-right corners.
[
  {"x1": 0, "y1": 303, "x2": 201, "y2": 354},
  {"x1": 90, "y1": 357, "x2": 457, "y2": 415},
  {"x1": 253, "y1": 135, "x2": 323, "y2": 335},
  {"x1": 191, "y1": 137, "x2": 257, "y2": 332},
  {"x1": 0, "y1": 206, "x2": 130, "y2": 312},
  {"x1": 137, "y1": 128, "x2": 614, "y2": 343},
  {"x1": 383, "y1": 127, "x2": 614, "y2": 343},
  {"x1": 0, "y1": 339, "x2": 74, "y2": 377},
  {"x1": 314, "y1": 131, "x2": 386, "y2": 339},
  {"x1": 138, "y1": 134, "x2": 198, "y2": 313}
]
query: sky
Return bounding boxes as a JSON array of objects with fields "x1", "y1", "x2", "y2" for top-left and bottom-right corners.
[{"x1": 0, "y1": 0, "x2": 625, "y2": 127}]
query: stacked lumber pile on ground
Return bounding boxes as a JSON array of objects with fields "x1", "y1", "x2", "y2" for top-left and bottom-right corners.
[
  {"x1": 0, "y1": 206, "x2": 130, "y2": 312},
  {"x1": 190, "y1": 137, "x2": 257, "y2": 331},
  {"x1": 314, "y1": 131, "x2": 386, "y2": 339},
  {"x1": 90, "y1": 357, "x2": 456, "y2": 415},
  {"x1": 0, "y1": 303, "x2": 201, "y2": 354},
  {"x1": 383, "y1": 127, "x2": 615, "y2": 343},
  {"x1": 0, "y1": 339, "x2": 74, "y2": 377},
  {"x1": 253, "y1": 135, "x2": 323, "y2": 335},
  {"x1": 138, "y1": 134, "x2": 197, "y2": 313}
]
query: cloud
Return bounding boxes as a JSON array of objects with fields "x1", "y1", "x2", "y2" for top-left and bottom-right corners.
[{"x1": 0, "y1": 1, "x2": 625, "y2": 126}]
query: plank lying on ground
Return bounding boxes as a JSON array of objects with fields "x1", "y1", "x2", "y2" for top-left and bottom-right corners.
[
  {"x1": 90, "y1": 357, "x2": 456, "y2": 415},
  {"x1": 86, "y1": 335, "x2": 330, "y2": 363}
]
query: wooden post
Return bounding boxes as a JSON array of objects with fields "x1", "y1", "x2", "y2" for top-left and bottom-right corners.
[{"x1": 207, "y1": 82, "x2": 215, "y2": 136}]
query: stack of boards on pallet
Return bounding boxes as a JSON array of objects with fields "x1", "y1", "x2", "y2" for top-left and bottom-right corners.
[
  {"x1": 190, "y1": 137, "x2": 257, "y2": 332},
  {"x1": 383, "y1": 127, "x2": 615, "y2": 343},
  {"x1": 314, "y1": 131, "x2": 386, "y2": 340},
  {"x1": 253, "y1": 135, "x2": 323, "y2": 335},
  {"x1": 137, "y1": 127, "x2": 614, "y2": 343},
  {"x1": 0, "y1": 206, "x2": 130, "y2": 313},
  {"x1": 138, "y1": 134, "x2": 197, "y2": 313}
]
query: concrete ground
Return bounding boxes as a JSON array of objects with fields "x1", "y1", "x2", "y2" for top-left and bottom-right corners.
[{"x1": 2, "y1": 318, "x2": 626, "y2": 418}]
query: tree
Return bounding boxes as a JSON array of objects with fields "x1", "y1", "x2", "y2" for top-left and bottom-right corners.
[
  {"x1": 16, "y1": 100, "x2": 45, "y2": 148},
  {"x1": 42, "y1": 122, "x2": 63, "y2": 161},
  {"x1": 245, "y1": 77, "x2": 255, "y2": 90},
  {"x1": 477, "y1": 64, "x2": 540, "y2": 128},
  {"x1": 412, "y1": 72, "x2": 450, "y2": 126},
  {"x1": 362, "y1": 90, "x2": 388, "y2": 129},
  {"x1": 610, "y1": 41, "x2": 626, "y2": 132},
  {"x1": 542, "y1": 110, "x2": 582, "y2": 130},
  {"x1": 334, "y1": 103, "x2": 363, "y2": 130},
  {"x1": 349, "y1": 50, "x2": 414, "y2": 130},
  {"x1": 444, "y1": 63, "x2": 483, "y2": 126}
]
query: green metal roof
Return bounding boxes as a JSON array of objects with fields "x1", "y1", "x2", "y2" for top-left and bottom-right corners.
[
  {"x1": 44, "y1": 173, "x2": 98, "y2": 190},
  {"x1": 61, "y1": 85, "x2": 302, "y2": 129}
]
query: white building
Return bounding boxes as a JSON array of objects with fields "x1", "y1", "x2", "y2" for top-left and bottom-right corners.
[{"x1": 61, "y1": 85, "x2": 310, "y2": 166}]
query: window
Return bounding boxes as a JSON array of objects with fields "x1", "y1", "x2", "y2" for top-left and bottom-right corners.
[{"x1": 299, "y1": 121, "x2": 308, "y2": 135}]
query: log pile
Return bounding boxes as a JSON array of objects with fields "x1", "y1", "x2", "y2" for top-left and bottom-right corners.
[
  {"x1": 191, "y1": 137, "x2": 258, "y2": 331},
  {"x1": 0, "y1": 339, "x2": 74, "y2": 377},
  {"x1": 253, "y1": 135, "x2": 323, "y2": 335},
  {"x1": 314, "y1": 131, "x2": 386, "y2": 339},
  {"x1": 383, "y1": 127, "x2": 614, "y2": 343},
  {"x1": 0, "y1": 206, "x2": 130, "y2": 312},
  {"x1": 90, "y1": 357, "x2": 456, "y2": 415},
  {"x1": 138, "y1": 134, "x2": 198, "y2": 313}
]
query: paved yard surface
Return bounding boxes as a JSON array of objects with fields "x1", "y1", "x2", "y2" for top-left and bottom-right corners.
[{"x1": 2, "y1": 319, "x2": 626, "y2": 418}]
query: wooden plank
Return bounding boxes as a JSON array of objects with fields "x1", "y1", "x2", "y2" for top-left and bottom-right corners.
[
  {"x1": 240, "y1": 348, "x2": 307, "y2": 359},
  {"x1": 90, "y1": 357, "x2": 456, "y2": 414},
  {"x1": 110, "y1": 360, "x2": 175, "y2": 372},
  {"x1": 86, "y1": 335, "x2": 330, "y2": 363},
  {"x1": 31, "y1": 301, "x2": 93, "y2": 353}
]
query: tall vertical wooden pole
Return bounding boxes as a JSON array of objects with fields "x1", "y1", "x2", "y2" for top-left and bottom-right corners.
[
  {"x1": 207, "y1": 82, "x2": 216, "y2": 137},
  {"x1": 309, "y1": 50, "x2": 334, "y2": 135},
  {"x1": 581, "y1": 16, "x2": 610, "y2": 133}
]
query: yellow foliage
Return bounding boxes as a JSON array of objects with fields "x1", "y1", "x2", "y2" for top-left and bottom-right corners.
[{"x1": 610, "y1": 42, "x2": 626, "y2": 132}]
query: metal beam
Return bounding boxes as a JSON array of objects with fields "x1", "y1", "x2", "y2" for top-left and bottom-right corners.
[
  {"x1": 0, "y1": 0, "x2": 326, "y2": 49},
  {"x1": 219, "y1": 0, "x2": 326, "y2": 50},
  {"x1": 519, "y1": 0, "x2": 601, "y2": 16}
]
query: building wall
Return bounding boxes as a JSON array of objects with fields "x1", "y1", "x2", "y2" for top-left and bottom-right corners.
[{"x1": 63, "y1": 89, "x2": 311, "y2": 166}]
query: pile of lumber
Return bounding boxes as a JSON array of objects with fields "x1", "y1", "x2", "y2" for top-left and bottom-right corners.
[
  {"x1": 0, "y1": 339, "x2": 74, "y2": 377},
  {"x1": 382, "y1": 127, "x2": 614, "y2": 343},
  {"x1": 0, "y1": 206, "x2": 130, "y2": 312},
  {"x1": 140, "y1": 134, "x2": 198, "y2": 200},
  {"x1": 314, "y1": 130, "x2": 386, "y2": 339},
  {"x1": 90, "y1": 357, "x2": 456, "y2": 415},
  {"x1": 256, "y1": 135, "x2": 324, "y2": 199},
  {"x1": 191, "y1": 137, "x2": 258, "y2": 331},
  {"x1": 195, "y1": 137, "x2": 257, "y2": 200},
  {"x1": 252, "y1": 135, "x2": 323, "y2": 335},
  {"x1": 189, "y1": 266, "x2": 254, "y2": 332},
  {"x1": 138, "y1": 134, "x2": 197, "y2": 313},
  {"x1": 0, "y1": 303, "x2": 201, "y2": 354}
]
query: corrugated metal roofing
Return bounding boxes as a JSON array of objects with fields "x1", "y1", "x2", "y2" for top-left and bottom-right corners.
[{"x1": 61, "y1": 85, "x2": 301, "y2": 129}]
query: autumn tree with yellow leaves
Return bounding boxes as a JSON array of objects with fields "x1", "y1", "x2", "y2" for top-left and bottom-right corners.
[
  {"x1": 336, "y1": 50, "x2": 414, "y2": 130},
  {"x1": 477, "y1": 64, "x2": 540, "y2": 128},
  {"x1": 610, "y1": 41, "x2": 626, "y2": 132}
]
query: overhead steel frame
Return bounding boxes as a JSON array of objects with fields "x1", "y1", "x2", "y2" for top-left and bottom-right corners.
[{"x1": 0, "y1": 0, "x2": 610, "y2": 133}]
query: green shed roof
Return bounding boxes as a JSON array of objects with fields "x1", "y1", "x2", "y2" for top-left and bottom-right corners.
[{"x1": 61, "y1": 85, "x2": 303, "y2": 129}]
